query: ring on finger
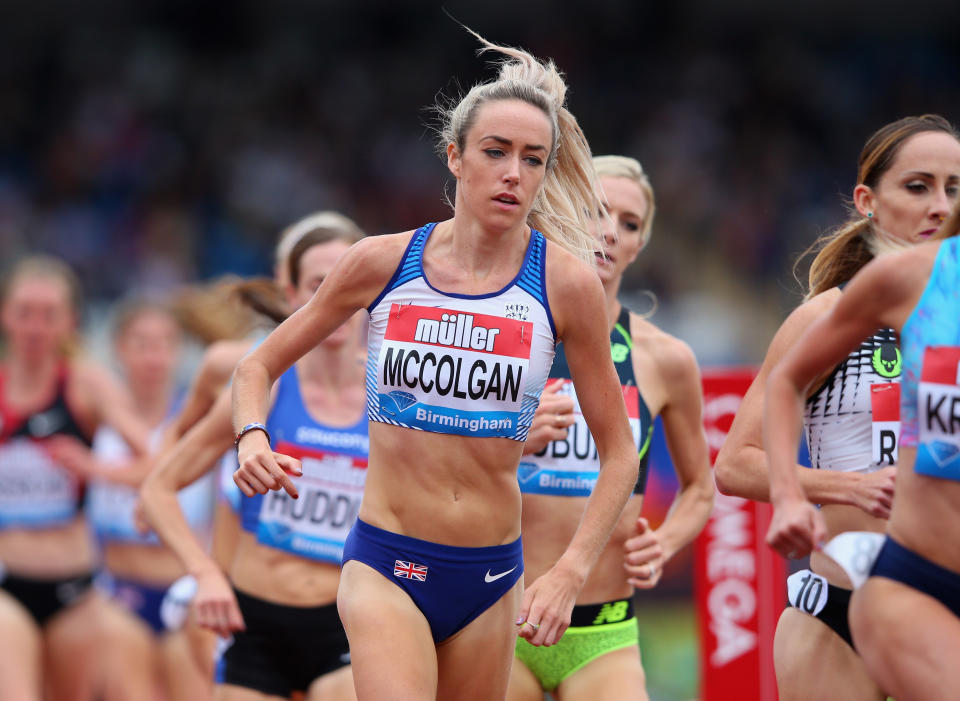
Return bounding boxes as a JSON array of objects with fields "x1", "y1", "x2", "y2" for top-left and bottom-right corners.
[{"x1": 525, "y1": 621, "x2": 541, "y2": 631}]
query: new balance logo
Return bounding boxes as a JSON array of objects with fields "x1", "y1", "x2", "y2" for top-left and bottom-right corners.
[
  {"x1": 484, "y1": 565, "x2": 518, "y2": 583},
  {"x1": 592, "y1": 601, "x2": 629, "y2": 625},
  {"x1": 394, "y1": 560, "x2": 428, "y2": 581}
]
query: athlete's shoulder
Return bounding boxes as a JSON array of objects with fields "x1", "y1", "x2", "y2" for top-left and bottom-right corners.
[
  {"x1": 542, "y1": 239, "x2": 599, "y2": 294},
  {"x1": 69, "y1": 356, "x2": 117, "y2": 391},
  {"x1": 327, "y1": 231, "x2": 417, "y2": 307},
  {"x1": 629, "y1": 315, "x2": 700, "y2": 387},
  {"x1": 347, "y1": 230, "x2": 412, "y2": 260},
  {"x1": 201, "y1": 339, "x2": 255, "y2": 381},
  {"x1": 544, "y1": 244, "x2": 604, "y2": 339},
  {"x1": 762, "y1": 287, "x2": 842, "y2": 353},
  {"x1": 791, "y1": 286, "x2": 842, "y2": 323},
  {"x1": 66, "y1": 357, "x2": 123, "y2": 421}
]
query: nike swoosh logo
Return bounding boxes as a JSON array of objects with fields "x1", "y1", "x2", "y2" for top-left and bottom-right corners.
[{"x1": 484, "y1": 566, "x2": 518, "y2": 583}]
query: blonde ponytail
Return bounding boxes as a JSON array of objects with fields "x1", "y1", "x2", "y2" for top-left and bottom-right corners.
[{"x1": 437, "y1": 29, "x2": 602, "y2": 264}]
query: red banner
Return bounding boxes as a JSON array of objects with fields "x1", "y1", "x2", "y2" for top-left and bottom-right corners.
[{"x1": 695, "y1": 368, "x2": 785, "y2": 701}]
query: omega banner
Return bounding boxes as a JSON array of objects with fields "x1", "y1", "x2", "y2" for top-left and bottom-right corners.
[{"x1": 695, "y1": 368, "x2": 785, "y2": 701}]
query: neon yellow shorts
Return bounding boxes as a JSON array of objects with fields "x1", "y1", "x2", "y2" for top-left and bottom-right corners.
[{"x1": 514, "y1": 599, "x2": 639, "y2": 692}]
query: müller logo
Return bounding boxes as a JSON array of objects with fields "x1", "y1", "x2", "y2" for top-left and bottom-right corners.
[
  {"x1": 384, "y1": 304, "x2": 532, "y2": 359},
  {"x1": 414, "y1": 312, "x2": 501, "y2": 352}
]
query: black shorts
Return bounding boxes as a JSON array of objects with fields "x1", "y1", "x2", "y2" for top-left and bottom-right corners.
[
  {"x1": 786, "y1": 569, "x2": 854, "y2": 649},
  {"x1": 218, "y1": 587, "x2": 350, "y2": 696},
  {"x1": 0, "y1": 570, "x2": 94, "y2": 627}
]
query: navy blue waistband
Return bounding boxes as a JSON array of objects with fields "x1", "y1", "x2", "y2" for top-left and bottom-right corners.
[
  {"x1": 870, "y1": 535, "x2": 960, "y2": 619},
  {"x1": 352, "y1": 519, "x2": 521, "y2": 561}
]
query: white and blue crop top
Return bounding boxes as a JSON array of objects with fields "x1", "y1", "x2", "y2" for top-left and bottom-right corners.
[
  {"x1": 241, "y1": 365, "x2": 369, "y2": 565},
  {"x1": 901, "y1": 238, "x2": 960, "y2": 481},
  {"x1": 365, "y1": 223, "x2": 557, "y2": 442}
]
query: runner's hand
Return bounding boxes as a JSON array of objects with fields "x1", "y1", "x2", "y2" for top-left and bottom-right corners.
[
  {"x1": 623, "y1": 517, "x2": 665, "y2": 589},
  {"x1": 850, "y1": 466, "x2": 895, "y2": 519},
  {"x1": 132, "y1": 496, "x2": 152, "y2": 536},
  {"x1": 193, "y1": 568, "x2": 245, "y2": 636},
  {"x1": 522, "y1": 380, "x2": 575, "y2": 455},
  {"x1": 516, "y1": 562, "x2": 583, "y2": 647},
  {"x1": 234, "y1": 432, "x2": 301, "y2": 498},
  {"x1": 766, "y1": 497, "x2": 826, "y2": 559},
  {"x1": 44, "y1": 435, "x2": 100, "y2": 479}
]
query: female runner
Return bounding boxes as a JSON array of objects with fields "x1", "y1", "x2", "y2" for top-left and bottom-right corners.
[
  {"x1": 142, "y1": 218, "x2": 365, "y2": 701},
  {"x1": 764, "y1": 203, "x2": 960, "y2": 701},
  {"x1": 508, "y1": 155, "x2": 714, "y2": 700},
  {"x1": 0, "y1": 256, "x2": 150, "y2": 701},
  {"x1": 82, "y1": 300, "x2": 215, "y2": 700},
  {"x1": 164, "y1": 211, "x2": 363, "y2": 570},
  {"x1": 232, "y1": 35, "x2": 639, "y2": 701},
  {"x1": 714, "y1": 114, "x2": 960, "y2": 701}
]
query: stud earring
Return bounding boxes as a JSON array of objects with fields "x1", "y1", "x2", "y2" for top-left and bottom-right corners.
[{"x1": 867, "y1": 212, "x2": 874, "y2": 218}]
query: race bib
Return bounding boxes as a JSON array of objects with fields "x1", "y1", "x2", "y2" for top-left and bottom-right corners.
[
  {"x1": 376, "y1": 304, "x2": 532, "y2": 438},
  {"x1": 518, "y1": 382, "x2": 642, "y2": 497},
  {"x1": 870, "y1": 382, "x2": 900, "y2": 466},
  {"x1": 0, "y1": 440, "x2": 78, "y2": 527},
  {"x1": 915, "y1": 346, "x2": 960, "y2": 481},
  {"x1": 786, "y1": 569, "x2": 829, "y2": 616},
  {"x1": 87, "y1": 481, "x2": 157, "y2": 543},
  {"x1": 255, "y1": 442, "x2": 367, "y2": 564}
]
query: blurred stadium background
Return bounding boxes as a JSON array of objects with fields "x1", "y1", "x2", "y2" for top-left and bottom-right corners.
[{"x1": 2, "y1": 2, "x2": 956, "y2": 698}]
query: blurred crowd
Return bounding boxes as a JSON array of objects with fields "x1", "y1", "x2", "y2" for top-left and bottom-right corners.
[{"x1": 2, "y1": 1, "x2": 959, "y2": 362}]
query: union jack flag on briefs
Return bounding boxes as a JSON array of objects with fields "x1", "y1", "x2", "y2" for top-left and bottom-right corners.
[{"x1": 394, "y1": 560, "x2": 428, "y2": 581}]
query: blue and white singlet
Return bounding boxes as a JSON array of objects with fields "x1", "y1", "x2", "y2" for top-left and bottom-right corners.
[
  {"x1": 900, "y1": 238, "x2": 960, "y2": 481},
  {"x1": 241, "y1": 366, "x2": 369, "y2": 565},
  {"x1": 366, "y1": 223, "x2": 557, "y2": 441},
  {"x1": 517, "y1": 306, "x2": 652, "y2": 497}
]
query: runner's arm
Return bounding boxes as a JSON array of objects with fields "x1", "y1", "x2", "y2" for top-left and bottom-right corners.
[
  {"x1": 233, "y1": 236, "x2": 398, "y2": 488},
  {"x1": 140, "y1": 388, "x2": 235, "y2": 577},
  {"x1": 765, "y1": 252, "x2": 918, "y2": 556},
  {"x1": 158, "y1": 340, "x2": 252, "y2": 452},
  {"x1": 518, "y1": 252, "x2": 639, "y2": 646},
  {"x1": 714, "y1": 292, "x2": 883, "y2": 507},
  {"x1": 646, "y1": 338, "x2": 713, "y2": 564},
  {"x1": 76, "y1": 361, "x2": 152, "y2": 456}
]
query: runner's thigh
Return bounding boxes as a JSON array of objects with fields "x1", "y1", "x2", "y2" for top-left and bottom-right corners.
[
  {"x1": 773, "y1": 606, "x2": 883, "y2": 701},
  {"x1": 337, "y1": 560, "x2": 437, "y2": 701},
  {"x1": 0, "y1": 589, "x2": 43, "y2": 701},
  {"x1": 555, "y1": 646, "x2": 648, "y2": 701},
  {"x1": 305, "y1": 665, "x2": 357, "y2": 701},
  {"x1": 506, "y1": 655, "x2": 545, "y2": 701},
  {"x1": 97, "y1": 600, "x2": 158, "y2": 701},
  {"x1": 852, "y1": 578, "x2": 960, "y2": 701},
  {"x1": 45, "y1": 594, "x2": 102, "y2": 701},
  {"x1": 161, "y1": 627, "x2": 216, "y2": 701},
  {"x1": 436, "y1": 578, "x2": 523, "y2": 701}
]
